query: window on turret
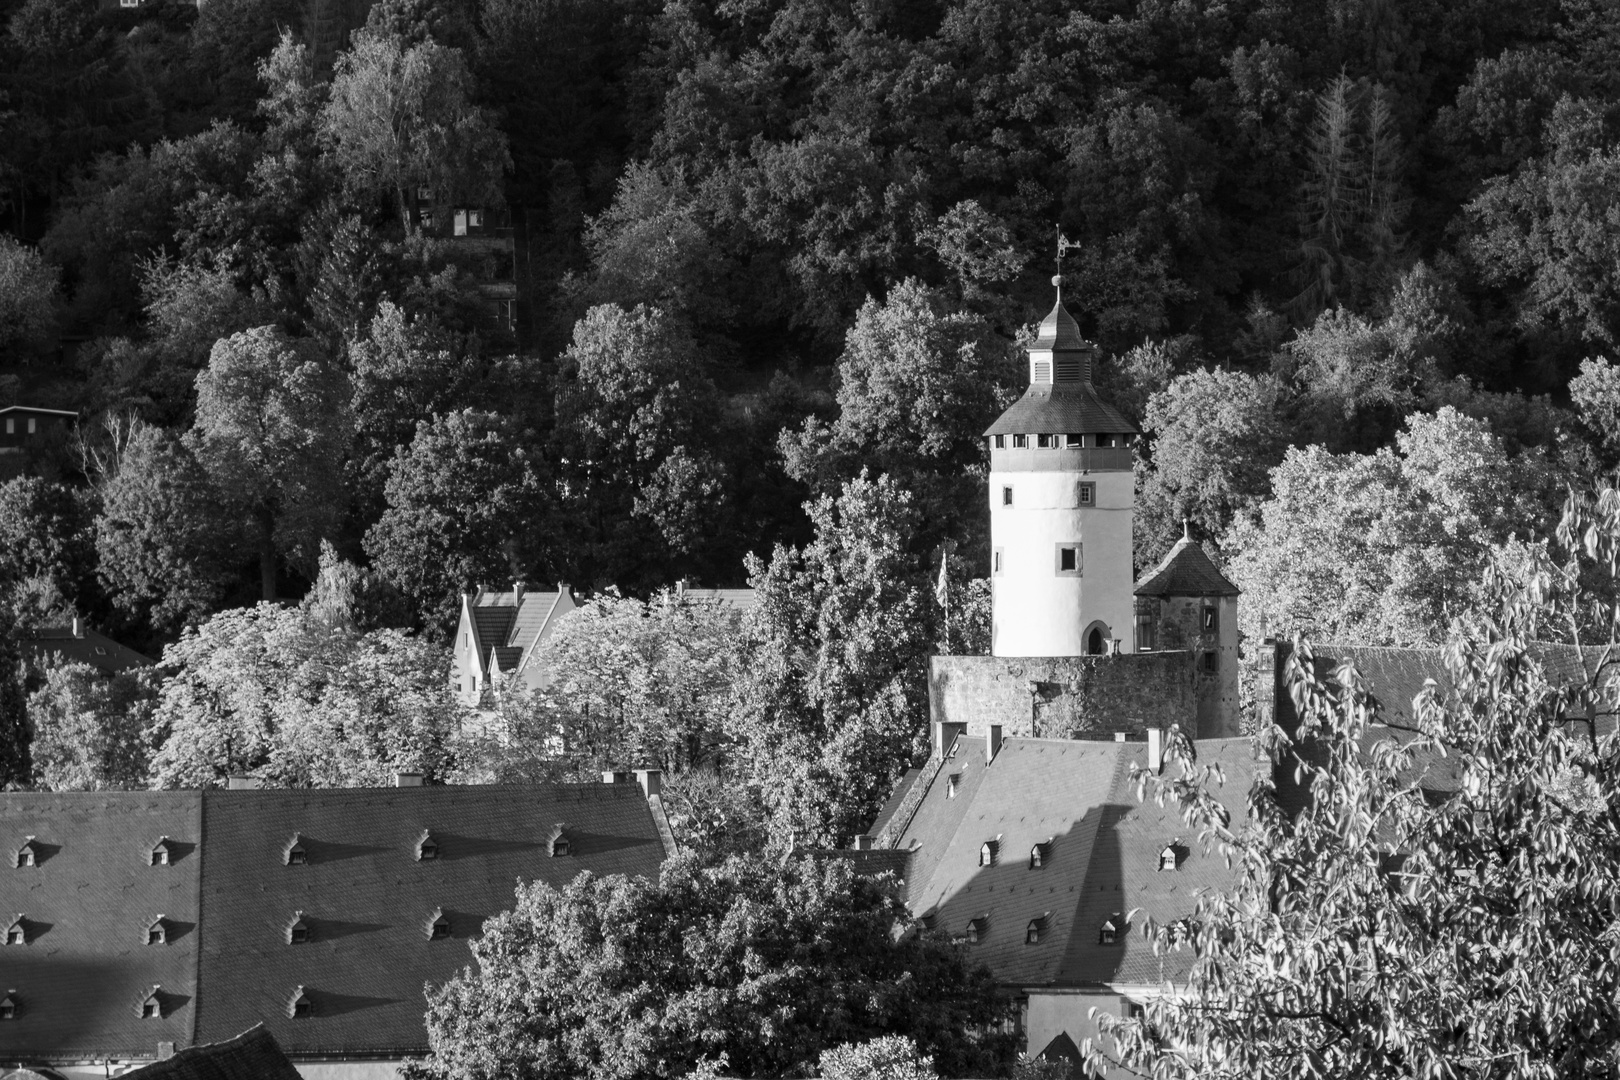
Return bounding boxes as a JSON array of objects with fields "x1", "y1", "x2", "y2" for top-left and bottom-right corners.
[
  {"x1": 1203, "y1": 607, "x2": 1218, "y2": 631},
  {"x1": 1065, "y1": 434, "x2": 1083, "y2": 447},
  {"x1": 1097, "y1": 434, "x2": 1117, "y2": 448},
  {"x1": 1012, "y1": 435, "x2": 1028, "y2": 448},
  {"x1": 1001, "y1": 487, "x2": 1013, "y2": 507},
  {"x1": 1202, "y1": 652, "x2": 1218, "y2": 674},
  {"x1": 993, "y1": 435, "x2": 1005, "y2": 449},
  {"x1": 1055, "y1": 544, "x2": 1082, "y2": 577},
  {"x1": 992, "y1": 549, "x2": 1003, "y2": 575},
  {"x1": 1077, "y1": 482, "x2": 1095, "y2": 506},
  {"x1": 1037, "y1": 434, "x2": 1055, "y2": 448}
]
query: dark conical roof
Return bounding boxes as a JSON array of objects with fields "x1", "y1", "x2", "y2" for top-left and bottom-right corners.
[
  {"x1": 983, "y1": 383, "x2": 1136, "y2": 436},
  {"x1": 1134, "y1": 535, "x2": 1240, "y2": 597},
  {"x1": 1033, "y1": 292, "x2": 1088, "y2": 352}
]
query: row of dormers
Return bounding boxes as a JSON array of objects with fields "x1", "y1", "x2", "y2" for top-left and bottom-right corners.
[
  {"x1": 12, "y1": 827, "x2": 578, "y2": 868},
  {"x1": 0, "y1": 982, "x2": 388, "y2": 1022},
  {"x1": 4, "y1": 908, "x2": 457, "y2": 946},
  {"x1": 972, "y1": 836, "x2": 1186, "y2": 871},
  {"x1": 940, "y1": 911, "x2": 1198, "y2": 948}
]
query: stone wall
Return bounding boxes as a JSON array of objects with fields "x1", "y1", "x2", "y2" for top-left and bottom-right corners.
[{"x1": 929, "y1": 653, "x2": 1198, "y2": 739}]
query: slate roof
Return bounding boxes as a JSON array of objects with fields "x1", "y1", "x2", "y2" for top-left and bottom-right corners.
[
  {"x1": 983, "y1": 384, "x2": 1136, "y2": 437},
  {"x1": 888, "y1": 735, "x2": 1260, "y2": 991},
  {"x1": 125, "y1": 1025, "x2": 301, "y2": 1080},
  {"x1": 20, "y1": 624, "x2": 154, "y2": 675},
  {"x1": 194, "y1": 785, "x2": 667, "y2": 1055},
  {"x1": 0, "y1": 784, "x2": 670, "y2": 1063},
  {"x1": 0, "y1": 793, "x2": 203, "y2": 1060},
  {"x1": 1033, "y1": 295, "x2": 1088, "y2": 353},
  {"x1": 866, "y1": 768, "x2": 920, "y2": 838},
  {"x1": 1134, "y1": 537, "x2": 1240, "y2": 598}
]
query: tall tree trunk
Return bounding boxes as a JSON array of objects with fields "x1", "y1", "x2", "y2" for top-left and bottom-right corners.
[{"x1": 258, "y1": 505, "x2": 277, "y2": 601}]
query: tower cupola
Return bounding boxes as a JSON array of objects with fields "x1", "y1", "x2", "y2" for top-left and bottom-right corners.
[{"x1": 984, "y1": 277, "x2": 1138, "y2": 658}]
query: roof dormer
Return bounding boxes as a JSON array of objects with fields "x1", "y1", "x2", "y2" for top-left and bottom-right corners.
[
  {"x1": 1030, "y1": 838, "x2": 1054, "y2": 869},
  {"x1": 139, "y1": 986, "x2": 164, "y2": 1019},
  {"x1": 146, "y1": 916, "x2": 168, "y2": 946},
  {"x1": 288, "y1": 985, "x2": 313, "y2": 1018},
  {"x1": 548, "y1": 824, "x2": 570, "y2": 858},
  {"x1": 283, "y1": 833, "x2": 307, "y2": 866},
  {"x1": 15, "y1": 837, "x2": 41, "y2": 868},
  {"x1": 286, "y1": 911, "x2": 310, "y2": 945},
  {"x1": 0, "y1": 991, "x2": 16, "y2": 1020},
  {"x1": 1159, "y1": 842, "x2": 1183, "y2": 872},
  {"x1": 416, "y1": 830, "x2": 439, "y2": 862},
  {"x1": 964, "y1": 915, "x2": 988, "y2": 944},
  {"x1": 1100, "y1": 914, "x2": 1124, "y2": 945},
  {"x1": 1026, "y1": 912, "x2": 1050, "y2": 945},
  {"x1": 978, "y1": 837, "x2": 1000, "y2": 867},
  {"x1": 150, "y1": 836, "x2": 176, "y2": 866},
  {"x1": 426, "y1": 907, "x2": 451, "y2": 940},
  {"x1": 5, "y1": 915, "x2": 24, "y2": 946}
]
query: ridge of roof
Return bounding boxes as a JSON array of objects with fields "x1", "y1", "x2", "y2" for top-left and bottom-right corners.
[{"x1": 1134, "y1": 537, "x2": 1240, "y2": 598}]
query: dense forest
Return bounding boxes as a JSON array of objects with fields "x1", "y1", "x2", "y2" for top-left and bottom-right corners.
[{"x1": 7, "y1": 0, "x2": 1620, "y2": 834}]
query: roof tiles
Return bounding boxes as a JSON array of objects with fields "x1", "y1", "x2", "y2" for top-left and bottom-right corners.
[{"x1": 1134, "y1": 537, "x2": 1240, "y2": 598}]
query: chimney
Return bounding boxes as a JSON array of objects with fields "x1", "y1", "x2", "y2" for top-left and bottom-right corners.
[
  {"x1": 986, "y1": 725, "x2": 1003, "y2": 763},
  {"x1": 1147, "y1": 728, "x2": 1164, "y2": 774},
  {"x1": 634, "y1": 768, "x2": 662, "y2": 800},
  {"x1": 852, "y1": 835, "x2": 875, "y2": 851},
  {"x1": 513, "y1": 580, "x2": 525, "y2": 604},
  {"x1": 932, "y1": 721, "x2": 968, "y2": 759},
  {"x1": 395, "y1": 772, "x2": 424, "y2": 788},
  {"x1": 225, "y1": 775, "x2": 261, "y2": 790},
  {"x1": 158, "y1": 1042, "x2": 176, "y2": 1060},
  {"x1": 1114, "y1": 731, "x2": 1127, "y2": 743},
  {"x1": 677, "y1": 577, "x2": 689, "y2": 599},
  {"x1": 557, "y1": 582, "x2": 572, "y2": 600},
  {"x1": 70, "y1": 615, "x2": 82, "y2": 638},
  {"x1": 601, "y1": 770, "x2": 633, "y2": 785}
]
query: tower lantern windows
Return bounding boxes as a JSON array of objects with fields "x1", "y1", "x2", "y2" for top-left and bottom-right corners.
[
  {"x1": 993, "y1": 435, "x2": 1005, "y2": 449},
  {"x1": 1012, "y1": 434, "x2": 1029, "y2": 449},
  {"x1": 1065, "y1": 433, "x2": 1083, "y2": 448},
  {"x1": 1037, "y1": 434, "x2": 1056, "y2": 448}
]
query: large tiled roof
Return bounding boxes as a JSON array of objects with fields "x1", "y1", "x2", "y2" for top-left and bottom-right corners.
[
  {"x1": 1134, "y1": 537, "x2": 1240, "y2": 598},
  {"x1": 891, "y1": 735, "x2": 1260, "y2": 991},
  {"x1": 194, "y1": 785, "x2": 667, "y2": 1054},
  {"x1": 983, "y1": 384, "x2": 1136, "y2": 437},
  {"x1": 0, "y1": 784, "x2": 670, "y2": 1063},
  {"x1": 125, "y1": 1025, "x2": 301, "y2": 1080},
  {"x1": 0, "y1": 792, "x2": 203, "y2": 1059}
]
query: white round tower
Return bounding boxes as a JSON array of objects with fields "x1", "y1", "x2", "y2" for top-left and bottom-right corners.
[{"x1": 986, "y1": 283, "x2": 1137, "y2": 658}]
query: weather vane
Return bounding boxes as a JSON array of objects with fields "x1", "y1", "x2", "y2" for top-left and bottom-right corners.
[{"x1": 1054, "y1": 226, "x2": 1079, "y2": 287}]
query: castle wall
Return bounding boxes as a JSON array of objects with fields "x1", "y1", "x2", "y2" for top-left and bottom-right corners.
[{"x1": 929, "y1": 653, "x2": 1198, "y2": 740}]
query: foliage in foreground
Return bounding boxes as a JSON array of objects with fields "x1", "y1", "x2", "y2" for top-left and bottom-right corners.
[
  {"x1": 1089, "y1": 481, "x2": 1620, "y2": 1078},
  {"x1": 408, "y1": 854, "x2": 1015, "y2": 1080}
]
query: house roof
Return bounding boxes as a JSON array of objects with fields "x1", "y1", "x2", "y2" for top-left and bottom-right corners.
[
  {"x1": 1134, "y1": 536, "x2": 1240, "y2": 598},
  {"x1": 983, "y1": 384, "x2": 1136, "y2": 437},
  {"x1": 0, "y1": 784, "x2": 669, "y2": 1063},
  {"x1": 125, "y1": 1025, "x2": 301, "y2": 1080},
  {"x1": 0, "y1": 407, "x2": 77, "y2": 419},
  {"x1": 20, "y1": 624, "x2": 155, "y2": 674},
  {"x1": 887, "y1": 735, "x2": 1260, "y2": 991},
  {"x1": 0, "y1": 792, "x2": 203, "y2": 1060}
]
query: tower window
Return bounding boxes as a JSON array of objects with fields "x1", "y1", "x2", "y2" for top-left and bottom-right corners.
[
  {"x1": 993, "y1": 435, "x2": 1005, "y2": 449},
  {"x1": 1087, "y1": 627, "x2": 1106, "y2": 655},
  {"x1": 1055, "y1": 544, "x2": 1082, "y2": 577},
  {"x1": 1077, "y1": 482, "x2": 1095, "y2": 506},
  {"x1": 1203, "y1": 606, "x2": 1218, "y2": 631},
  {"x1": 1097, "y1": 433, "x2": 1117, "y2": 447},
  {"x1": 1202, "y1": 651, "x2": 1219, "y2": 674},
  {"x1": 1001, "y1": 486, "x2": 1013, "y2": 507},
  {"x1": 1065, "y1": 433, "x2": 1083, "y2": 447},
  {"x1": 1012, "y1": 434, "x2": 1028, "y2": 449},
  {"x1": 993, "y1": 549, "x2": 1003, "y2": 575},
  {"x1": 1037, "y1": 433, "x2": 1055, "y2": 448}
]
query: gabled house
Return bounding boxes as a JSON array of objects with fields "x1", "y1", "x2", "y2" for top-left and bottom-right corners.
[
  {"x1": 856, "y1": 723, "x2": 1261, "y2": 1064},
  {"x1": 20, "y1": 616, "x2": 154, "y2": 677},
  {"x1": 449, "y1": 583, "x2": 578, "y2": 703},
  {"x1": 0, "y1": 406, "x2": 76, "y2": 449}
]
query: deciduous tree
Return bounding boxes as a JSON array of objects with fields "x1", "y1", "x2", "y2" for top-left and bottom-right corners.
[{"x1": 28, "y1": 663, "x2": 158, "y2": 791}]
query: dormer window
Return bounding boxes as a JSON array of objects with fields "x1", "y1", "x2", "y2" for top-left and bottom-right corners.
[
  {"x1": 1159, "y1": 844, "x2": 1180, "y2": 872},
  {"x1": 141, "y1": 987, "x2": 163, "y2": 1019},
  {"x1": 0, "y1": 992, "x2": 16, "y2": 1019},
  {"x1": 427, "y1": 907, "x2": 451, "y2": 940},
  {"x1": 1101, "y1": 916, "x2": 1121, "y2": 945},
  {"x1": 287, "y1": 912, "x2": 310, "y2": 945},
  {"x1": 289, "y1": 986, "x2": 313, "y2": 1019},
  {"x1": 146, "y1": 917, "x2": 167, "y2": 946},
  {"x1": 1030, "y1": 839, "x2": 1052, "y2": 869},
  {"x1": 151, "y1": 837, "x2": 175, "y2": 866},
  {"x1": 965, "y1": 916, "x2": 987, "y2": 944},
  {"x1": 946, "y1": 774, "x2": 960, "y2": 799},
  {"x1": 979, "y1": 838, "x2": 999, "y2": 867},
  {"x1": 1026, "y1": 914, "x2": 1049, "y2": 944},
  {"x1": 284, "y1": 834, "x2": 307, "y2": 866},
  {"x1": 15, "y1": 837, "x2": 40, "y2": 868},
  {"x1": 5, "y1": 916, "x2": 24, "y2": 946},
  {"x1": 548, "y1": 824, "x2": 571, "y2": 858},
  {"x1": 416, "y1": 830, "x2": 439, "y2": 861}
]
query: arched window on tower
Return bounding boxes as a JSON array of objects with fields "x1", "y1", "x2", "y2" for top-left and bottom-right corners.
[{"x1": 1087, "y1": 628, "x2": 1105, "y2": 655}]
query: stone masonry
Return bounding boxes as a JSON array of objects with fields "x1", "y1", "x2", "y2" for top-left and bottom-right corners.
[{"x1": 928, "y1": 652, "x2": 1198, "y2": 740}]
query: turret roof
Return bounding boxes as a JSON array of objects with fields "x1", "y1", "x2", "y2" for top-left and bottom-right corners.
[
  {"x1": 1134, "y1": 535, "x2": 1240, "y2": 597},
  {"x1": 1033, "y1": 293, "x2": 1087, "y2": 352},
  {"x1": 983, "y1": 383, "x2": 1136, "y2": 436}
]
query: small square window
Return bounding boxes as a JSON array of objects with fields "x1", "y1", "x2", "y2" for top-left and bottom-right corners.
[
  {"x1": 27, "y1": 419, "x2": 35, "y2": 435},
  {"x1": 993, "y1": 435, "x2": 1005, "y2": 449},
  {"x1": 1097, "y1": 433, "x2": 1116, "y2": 447},
  {"x1": 1077, "y1": 482, "x2": 1095, "y2": 506},
  {"x1": 1012, "y1": 434, "x2": 1029, "y2": 449},
  {"x1": 1055, "y1": 544, "x2": 1082, "y2": 576},
  {"x1": 143, "y1": 1002, "x2": 160, "y2": 1019},
  {"x1": 6, "y1": 928, "x2": 22, "y2": 946},
  {"x1": 1001, "y1": 486, "x2": 1013, "y2": 507},
  {"x1": 1060, "y1": 548, "x2": 1076, "y2": 571},
  {"x1": 1202, "y1": 607, "x2": 1218, "y2": 631}
]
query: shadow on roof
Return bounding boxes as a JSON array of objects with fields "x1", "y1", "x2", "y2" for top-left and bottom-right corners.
[
  {"x1": 287, "y1": 839, "x2": 392, "y2": 865},
  {"x1": 301, "y1": 917, "x2": 389, "y2": 942},
  {"x1": 302, "y1": 989, "x2": 402, "y2": 1016}
]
